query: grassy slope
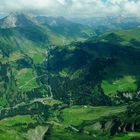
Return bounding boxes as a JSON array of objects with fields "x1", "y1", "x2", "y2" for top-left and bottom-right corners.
[
  {"x1": 102, "y1": 76, "x2": 137, "y2": 95},
  {"x1": 1, "y1": 104, "x2": 140, "y2": 140},
  {"x1": 47, "y1": 126, "x2": 94, "y2": 140},
  {"x1": 92, "y1": 28, "x2": 140, "y2": 95},
  {"x1": 45, "y1": 105, "x2": 126, "y2": 140},
  {"x1": 15, "y1": 68, "x2": 37, "y2": 92},
  {"x1": 61, "y1": 105, "x2": 126, "y2": 126},
  {"x1": 0, "y1": 115, "x2": 36, "y2": 140},
  {"x1": 0, "y1": 115, "x2": 50, "y2": 140},
  {"x1": 0, "y1": 105, "x2": 126, "y2": 140},
  {"x1": 36, "y1": 17, "x2": 94, "y2": 46},
  {"x1": 97, "y1": 27, "x2": 140, "y2": 48},
  {"x1": 112, "y1": 132, "x2": 140, "y2": 140},
  {"x1": 117, "y1": 28, "x2": 140, "y2": 47}
]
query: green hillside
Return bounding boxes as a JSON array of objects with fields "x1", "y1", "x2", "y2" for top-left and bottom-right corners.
[
  {"x1": 36, "y1": 16, "x2": 94, "y2": 45},
  {"x1": 94, "y1": 27, "x2": 140, "y2": 48},
  {"x1": 45, "y1": 35, "x2": 140, "y2": 105}
]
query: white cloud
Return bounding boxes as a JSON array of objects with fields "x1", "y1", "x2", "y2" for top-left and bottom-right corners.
[{"x1": 0, "y1": 0, "x2": 140, "y2": 17}]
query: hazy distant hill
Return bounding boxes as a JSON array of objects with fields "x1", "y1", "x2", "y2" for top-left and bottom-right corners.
[
  {"x1": 36, "y1": 16, "x2": 94, "y2": 45},
  {"x1": 71, "y1": 16, "x2": 140, "y2": 35}
]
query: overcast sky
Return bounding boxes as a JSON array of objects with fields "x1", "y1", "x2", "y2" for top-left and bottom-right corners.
[{"x1": 0, "y1": 0, "x2": 140, "y2": 17}]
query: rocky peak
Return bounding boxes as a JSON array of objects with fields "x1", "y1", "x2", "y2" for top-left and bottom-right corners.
[{"x1": 0, "y1": 12, "x2": 34, "y2": 29}]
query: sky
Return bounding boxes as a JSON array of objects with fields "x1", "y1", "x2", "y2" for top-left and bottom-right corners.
[{"x1": 0, "y1": 0, "x2": 140, "y2": 17}]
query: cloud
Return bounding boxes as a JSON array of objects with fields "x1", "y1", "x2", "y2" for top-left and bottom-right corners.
[{"x1": 0, "y1": 0, "x2": 140, "y2": 17}]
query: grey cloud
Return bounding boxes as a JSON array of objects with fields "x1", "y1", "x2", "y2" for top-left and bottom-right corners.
[{"x1": 0, "y1": 0, "x2": 140, "y2": 17}]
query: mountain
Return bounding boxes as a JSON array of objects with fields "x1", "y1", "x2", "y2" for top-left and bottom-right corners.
[
  {"x1": 0, "y1": 13, "x2": 140, "y2": 140},
  {"x1": 45, "y1": 28, "x2": 140, "y2": 105},
  {"x1": 36, "y1": 16, "x2": 94, "y2": 37},
  {"x1": 92, "y1": 27, "x2": 140, "y2": 49},
  {"x1": 71, "y1": 16, "x2": 140, "y2": 35},
  {"x1": 0, "y1": 12, "x2": 94, "y2": 106},
  {"x1": 35, "y1": 16, "x2": 94, "y2": 45},
  {"x1": 0, "y1": 12, "x2": 35, "y2": 28},
  {"x1": 0, "y1": 13, "x2": 94, "y2": 46}
]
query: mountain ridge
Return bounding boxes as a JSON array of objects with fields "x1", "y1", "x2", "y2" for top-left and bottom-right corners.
[{"x1": 0, "y1": 12, "x2": 36, "y2": 29}]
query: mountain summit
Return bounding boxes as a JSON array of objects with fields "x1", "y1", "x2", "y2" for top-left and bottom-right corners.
[{"x1": 0, "y1": 12, "x2": 34, "y2": 28}]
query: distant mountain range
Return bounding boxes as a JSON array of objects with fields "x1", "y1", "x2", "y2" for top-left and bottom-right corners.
[{"x1": 71, "y1": 16, "x2": 140, "y2": 34}]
